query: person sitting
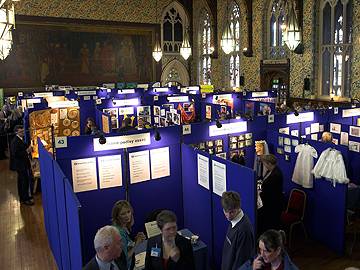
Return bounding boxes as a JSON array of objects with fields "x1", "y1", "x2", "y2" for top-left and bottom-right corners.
[
  {"x1": 83, "y1": 225, "x2": 127, "y2": 270},
  {"x1": 145, "y1": 210, "x2": 195, "y2": 270},
  {"x1": 112, "y1": 200, "x2": 146, "y2": 270},
  {"x1": 239, "y1": 229, "x2": 298, "y2": 270},
  {"x1": 84, "y1": 117, "x2": 97, "y2": 135}
]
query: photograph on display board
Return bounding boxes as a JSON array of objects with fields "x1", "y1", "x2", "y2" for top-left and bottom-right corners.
[
  {"x1": 166, "y1": 111, "x2": 173, "y2": 124},
  {"x1": 172, "y1": 113, "x2": 181, "y2": 125},
  {"x1": 245, "y1": 139, "x2": 253, "y2": 146},
  {"x1": 205, "y1": 105, "x2": 212, "y2": 120},
  {"x1": 292, "y1": 139, "x2": 299, "y2": 146},
  {"x1": 330, "y1": 123, "x2": 341, "y2": 134},
  {"x1": 163, "y1": 104, "x2": 174, "y2": 110},
  {"x1": 332, "y1": 138, "x2": 339, "y2": 145},
  {"x1": 137, "y1": 116, "x2": 151, "y2": 129},
  {"x1": 154, "y1": 116, "x2": 160, "y2": 124},
  {"x1": 349, "y1": 126, "x2": 360, "y2": 137},
  {"x1": 206, "y1": 140, "x2": 214, "y2": 148},
  {"x1": 291, "y1": 130, "x2": 299, "y2": 137},
  {"x1": 199, "y1": 142, "x2": 205, "y2": 150},
  {"x1": 137, "y1": 106, "x2": 151, "y2": 116},
  {"x1": 283, "y1": 138, "x2": 291, "y2": 145},
  {"x1": 230, "y1": 136, "x2": 238, "y2": 143},
  {"x1": 230, "y1": 143, "x2": 237, "y2": 150},
  {"x1": 349, "y1": 141, "x2": 360, "y2": 152},
  {"x1": 103, "y1": 108, "x2": 119, "y2": 129},
  {"x1": 284, "y1": 145, "x2": 291, "y2": 153},
  {"x1": 219, "y1": 106, "x2": 227, "y2": 120},
  {"x1": 278, "y1": 136, "x2": 284, "y2": 146},
  {"x1": 183, "y1": 103, "x2": 191, "y2": 112},
  {"x1": 208, "y1": 148, "x2": 214, "y2": 155},
  {"x1": 216, "y1": 153, "x2": 227, "y2": 159},
  {"x1": 0, "y1": 18, "x2": 156, "y2": 88},
  {"x1": 259, "y1": 103, "x2": 272, "y2": 115},
  {"x1": 244, "y1": 101, "x2": 255, "y2": 118},
  {"x1": 279, "y1": 127, "x2": 290, "y2": 135},
  {"x1": 213, "y1": 94, "x2": 234, "y2": 110},
  {"x1": 216, "y1": 146, "x2": 223, "y2": 154},
  {"x1": 277, "y1": 147, "x2": 284, "y2": 154},
  {"x1": 245, "y1": 133, "x2": 253, "y2": 139},
  {"x1": 238, "y1": 134, "x2": 245, "y2": 141},
  {"x1": 215, "y1": 139, "x2": 223, "y2": 146},
  {"x1": 153, "y1": 106, "x2": 160, "y2": 116},
  {"x1": 160, "y1": 117, "x2": 166, "y2": 127},
  {"x1": 238, "y1": 141, "x2": 245, "y2": 148},
  {"x1": 340, "y1": 132, "x2": 349, "y2": 145},
  {"x1": 358, "y1": 118, "x2": 360, "y2": 127}
]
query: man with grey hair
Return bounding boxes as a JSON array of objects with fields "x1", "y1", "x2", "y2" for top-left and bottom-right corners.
[{"x1": 83, "y1": 225, "x2": 127, "y2": 270}]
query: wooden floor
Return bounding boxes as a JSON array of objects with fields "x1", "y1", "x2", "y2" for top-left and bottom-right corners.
[
  {"x1": 0, "y1": 157, "x2": 359, "y2": 270},
  {"x1": 0, "y1": 158, "x2": 56, "y2": 270}
]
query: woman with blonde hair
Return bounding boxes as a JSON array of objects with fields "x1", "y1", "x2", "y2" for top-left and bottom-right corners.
[{"x1": 112, "y1": 200, "x2": 146, "y2": 270}]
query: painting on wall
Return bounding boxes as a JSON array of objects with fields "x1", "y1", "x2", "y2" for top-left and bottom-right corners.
[{"x1": 0, "y1": 17, "x2": 156, "y2": 88}]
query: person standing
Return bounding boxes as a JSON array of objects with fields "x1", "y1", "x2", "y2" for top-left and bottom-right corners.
[
  {"x1": 257, "y1": 154, "x2": 284, "y2": 235},
  {"x1": 111, "y1": 200, "x2": 146, "y2": 270},
  {"x1": 221, "y1": 191, "x2": 255, "y2": 270},
  {"x1": 145, "y1": 210, "x2": 195, "y2": 270},
  {"x1": 10, "y1": 125, "x2": 33, "y2": 206},
  {"x1": 83, "y1": 225, "x2": 127, "y2": 270}
]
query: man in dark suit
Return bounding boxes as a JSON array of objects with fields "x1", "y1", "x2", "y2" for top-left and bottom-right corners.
[
  {"x1": 83, "y1": 225, "x2": 127, "y2": 270},
  {"x1": 10, "y1": 125, "x2": 33, "y2": 206}
]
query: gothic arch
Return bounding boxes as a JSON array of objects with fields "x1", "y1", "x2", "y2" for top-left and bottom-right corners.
[{"x1": 161, "y1": 59, "x2": 190, "y2": 86}]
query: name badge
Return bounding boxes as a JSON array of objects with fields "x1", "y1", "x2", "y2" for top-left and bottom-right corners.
[{"x1": 151, "y1": 247, "x2": 161, "y2": 257}]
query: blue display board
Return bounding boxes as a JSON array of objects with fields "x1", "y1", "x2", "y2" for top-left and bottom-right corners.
[
  {"x1": 211, "y1": 155, "x2": 256, "y2": 270},
  {"x1": 181, "y1": 144, "x2": 213, "y2": 260}
]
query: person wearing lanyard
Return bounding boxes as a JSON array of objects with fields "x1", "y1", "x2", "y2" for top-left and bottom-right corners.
[
  {"x1": 257, "y1": 154, "x2": 284, "y2": 236},
  {"x1": 145, "y1": 210, "x2": 195, "y2": 270}
]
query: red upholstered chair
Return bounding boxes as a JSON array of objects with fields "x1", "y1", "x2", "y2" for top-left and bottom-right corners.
[{"x1": 280, "y1": 188, "x2": 307, "y2": 248}]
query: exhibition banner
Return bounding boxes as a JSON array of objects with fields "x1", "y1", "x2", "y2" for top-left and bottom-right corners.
[{"x1": 93, "y1": 133, "x2": 151, "y2": 151}]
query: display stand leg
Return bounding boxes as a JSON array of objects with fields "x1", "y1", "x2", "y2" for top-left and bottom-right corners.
[{"x1": 124, "y1": 148, "x2": 130, "y2": 201}]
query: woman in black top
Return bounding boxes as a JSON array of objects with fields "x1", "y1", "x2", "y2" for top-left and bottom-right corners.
[{"x1": 257, "y1": 154, "x2": 284, "y2": 235}]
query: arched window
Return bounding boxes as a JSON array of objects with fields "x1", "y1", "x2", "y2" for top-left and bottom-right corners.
[
  {"x1": 162, "y1": 2, "x2": 188, "y2": 54},
  {"x1": 267, "y1": 0, "x2": 287, "y2": 59},
  {"x1": 319, "y1": 0, "x2": 352, "y2": 98},
  {"x1": 228, "y1": 2, "x2": 241, "y2": 87},
  {"x1": 199, "y1": 10, "x2": 212, "y2": 85}
]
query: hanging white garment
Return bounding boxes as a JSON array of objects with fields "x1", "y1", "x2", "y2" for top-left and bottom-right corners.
[
  {"x1": 312, "y1": 147, "x2": 349, "y2": 186},
  {"x1": 292, "y1": 144, "x2": 318, "y2": 188}
]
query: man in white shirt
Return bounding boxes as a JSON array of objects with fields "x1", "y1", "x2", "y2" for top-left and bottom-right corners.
[
  {"x1": 221, "y1": 191, "x2": 255, "y2": 270},
  {"x1": 83, "y1": 225, "x2": 127, "y2": 270}
]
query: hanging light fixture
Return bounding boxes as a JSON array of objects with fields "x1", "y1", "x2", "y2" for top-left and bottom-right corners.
[
  {"x1": 283, "y1": 0, "x2": 301, "y2": 51},
  {"x1": 0, "y1": 0, "x2": 17, "y2": 61},
  {"x1": 152, "y1": 0, "x2": 162, "y2": 62},
  {"x1": 180, "y1": 27, "x2": 191, "y2": 60},
  {"x1": 221, "y1": 0, "x2": 235, "y2": 55}
]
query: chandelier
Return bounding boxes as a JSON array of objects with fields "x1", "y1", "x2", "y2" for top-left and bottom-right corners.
[
  {"x1": 283, "y1": 0, "x2": 301, "y2": 51},
  {"x1": 152, "y1": 0, "x2": 162, "y2": 62},
  {"x1": 0, "y1": 0, "x2": 18, "y2": 60},
  {"x1": 180, "y1": 27, "x2": 191, "y2": 60}
]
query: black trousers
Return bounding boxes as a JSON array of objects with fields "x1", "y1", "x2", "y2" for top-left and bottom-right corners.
[{"x1": 16, "y1": 168, "x2": 32, "y2": 202}]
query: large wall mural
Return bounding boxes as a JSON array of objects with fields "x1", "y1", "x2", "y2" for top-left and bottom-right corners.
[{"x1": 0, "y1": 19, "x2": 155, "y2": 88}]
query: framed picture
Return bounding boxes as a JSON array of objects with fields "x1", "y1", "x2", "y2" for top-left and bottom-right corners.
[
  {"x1": 278, "y1": 137, "x2": 284, "y2": 146},
  {"x1": 340, "y1": 132, "x2": 349, "y2": 146},
  {"x1": 103, "y1": 108, "x2": 119, "y2": 129},
  {"x1": 238, "y1": 141, "x2": 245, "y2": 148},
  {"x1": 199, "y1": 142, "x2": 205, "y2": 150},
  {"x1": 208, "y1": 148, "x2": 214, "y2": 155},
  {"x1": 330, "y1": 123, "x2": 341, "y2": 134},
  {"x1": 245, "y1": 133, "x2": 253, "y2": 139},
  {"x1": 216, "y1": 153, "x2": 227, "y2": 159},
  {"x1": 238, "y1": 134, "x2": 245, "y2": 141},
  {"x1": 332, "y1": 138, "x2": 339, "y2": 145},
  {"x1": 216, "y1": 146, "x2": 223, "y2": 153},
  {"x1": 349, "y1": 141, "x2": 360, "y2": 152},
  {"x1": 277, "y1": 147, "x2": 284, "y2": 154},
  {"x1": 283, "y1": 138, "x2": 291, "y2": 145},
  {"x1": 153, "y1": 106, "x2": 160, "y2": 116},
  {"x1": 290, "y1": 130, "x2": 299, "y2": 137},
  {"x1": 215, "y1": 139, "x2": 223, "y2": 146},
  {"x1": 284, "y1": 145, "x2": 291, "y2": 153},
  {"x1": 230, "y1": 136, "x2": 238, "y2": 143},
  {"x1": 311, "y1": 133, "x2": 318, "y2": 141},
  {"x1": 245, "y1": 139, "x2": 253, "y2": 146},
  {"x1": 230, "y1": 143, "x2": 237, "y2": 150},
  {"x1": 357, "y1": 118, "x2": 360, "y2": 127},
  {"x1": 172, "y1": 113, "x2": 181, "y2": 125},
  {"x1": 349, "y1": 126, "x2": 360, "y2": 137},
  {"x1": 292, "y1": 139, "x2": 299, "y2": 146},
  {"x1": 279, "y1": 127, "x2": 290, "y2": 135},
  {"x1": 206, "y1": 140, "x2": 214, "y2": 148}
]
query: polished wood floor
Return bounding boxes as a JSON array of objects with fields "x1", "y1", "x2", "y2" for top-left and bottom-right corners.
[
  {"x1": 0, "y1": 157, "x2": 57, "y2": 270},
  {"x1": 0, "y1": 157, "x2": 359, "y2": 270}
]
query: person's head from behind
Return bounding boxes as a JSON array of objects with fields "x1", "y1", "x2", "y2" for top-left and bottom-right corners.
[
  {"x1": 261, "y1": 154, "x2": 277, "y2": 171},
  {"x1": 94, "y1": 225, "x2": 122, "y2": 262},
  {"x1": 221, "y1": 191, "x2": 241, "y2": 221},
  {"x1": 86, "y1": 117, "x2": 95, "y2": 128},
  {"x1": 258, "y1": 229, "x2": 285, "y2": 264},
  {"x1": 14, "y1": 125, "x2": 25, "y2": 138},
  {"x1": 321, "y1": 131, "x2": 333, "y2": 143},
  {"x1": 156, "y1": 210, "x2": 177, "y2": 241},
  {"x1": 111, "y1": 200, "x2": 134, "y2": 228}
]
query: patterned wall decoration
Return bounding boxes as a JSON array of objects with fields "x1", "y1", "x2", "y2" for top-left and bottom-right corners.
[
  {"x1": 12, "y1": 0, "x2": 360, "y2": 98},
  {"x1": 351, "y1": 0, "x2": 360, "y2": 99},
  {"x1": 16, "y1": 0, "x2": 173, "y2": 24}
]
